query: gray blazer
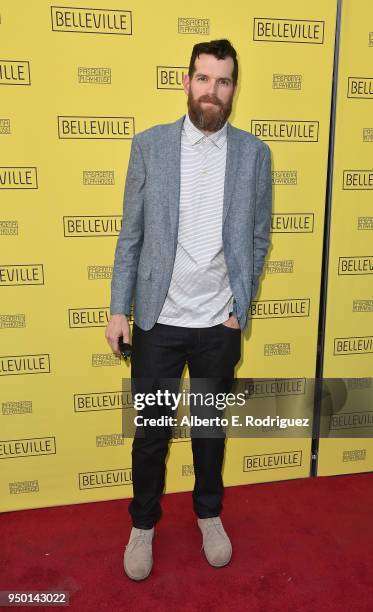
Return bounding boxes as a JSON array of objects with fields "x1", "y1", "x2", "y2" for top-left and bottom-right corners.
[{"x1": 110, "y1": 114, "x2": 272, "y2": 332}]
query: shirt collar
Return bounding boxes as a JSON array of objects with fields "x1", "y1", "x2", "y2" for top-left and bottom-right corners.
[{"x1": 183, "y1": 112, "x2": 227, "y2": 149}]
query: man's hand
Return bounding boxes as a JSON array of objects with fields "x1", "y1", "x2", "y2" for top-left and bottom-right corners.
[
  {"x1": 105, "y1": 314, "x2": 131, "y2": 357},
  {"x1": 221, "y1": 314, "x2": 240, "y2": 329}
]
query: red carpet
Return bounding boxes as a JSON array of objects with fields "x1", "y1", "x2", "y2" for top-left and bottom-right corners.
[{"x1": 2, "y1": 473, "x2": 373, "y2": 612}]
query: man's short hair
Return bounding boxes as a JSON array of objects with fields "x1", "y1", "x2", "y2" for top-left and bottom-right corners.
[{"x1": 188, "y1": 39, "x2": 238, "y2": 86}]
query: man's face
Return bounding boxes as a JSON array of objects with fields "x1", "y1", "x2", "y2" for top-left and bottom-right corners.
[{"x1": 183, "y1": 53, "x2": 236, "y2": 133}]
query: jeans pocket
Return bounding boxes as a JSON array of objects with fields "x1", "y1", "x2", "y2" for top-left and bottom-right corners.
[{"x1": 219, "y1": 322, "x2": 241, "y2": 333}]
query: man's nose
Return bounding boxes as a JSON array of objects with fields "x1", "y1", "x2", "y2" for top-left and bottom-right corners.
[{"x1": 205, "y1": 79, "x2": 218, "y2": 96}]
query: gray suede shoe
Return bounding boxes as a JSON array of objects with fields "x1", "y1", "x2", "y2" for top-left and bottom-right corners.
[
  {"x1": 197, "y1": 517, "x2": 232, "y2": 567},
  {"x1": 123, "y1": 527, "x2": 154, "y2": 580}
]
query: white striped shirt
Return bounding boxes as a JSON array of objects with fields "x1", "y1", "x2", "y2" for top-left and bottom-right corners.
[{"x1": 157, "y1": 112, "x2": 234, "y2": 327}]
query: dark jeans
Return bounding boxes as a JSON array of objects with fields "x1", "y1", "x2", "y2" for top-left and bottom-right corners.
[{"x1": 128, "y1": 319, "x2": 242, "y2": 529}]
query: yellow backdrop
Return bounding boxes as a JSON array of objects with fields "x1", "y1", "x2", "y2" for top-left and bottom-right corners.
[
  {"x1": 1, "y1": 0, "x2": 339, "y2": 512},
  {"x1": 317, "y1": 0, "x2": 373, "y2": 476}
]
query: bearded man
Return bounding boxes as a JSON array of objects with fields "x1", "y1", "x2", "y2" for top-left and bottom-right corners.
[{"x1": 106, "y1": 39, "x2": 273, "y2": 581}]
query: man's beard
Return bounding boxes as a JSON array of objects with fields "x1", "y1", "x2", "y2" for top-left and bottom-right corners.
[{"x1": 187, "y1": 90, "x2": 233, "y2": 133}]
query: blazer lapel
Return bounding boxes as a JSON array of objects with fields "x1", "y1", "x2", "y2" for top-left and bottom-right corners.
[
  {"x1": 223, "y1": 122, "x2": 241, "y2": 227},
  {"x1": 165, "y1": 115, "x2": 184, "y2": 244}
]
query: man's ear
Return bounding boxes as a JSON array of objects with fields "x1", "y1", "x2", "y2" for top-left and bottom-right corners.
[{"x1": 182, "y1": 73, "x2": 190, "y2": 96}]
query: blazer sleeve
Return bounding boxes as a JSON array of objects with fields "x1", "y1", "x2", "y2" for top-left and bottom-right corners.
[
  {"x1": 252, "y1": 143, "x2": 273, "y2": 299},
  {"x1": 110, "y1": 137, "x2": 146, "y2": 315}
]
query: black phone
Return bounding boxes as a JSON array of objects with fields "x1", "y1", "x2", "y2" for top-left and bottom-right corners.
[{"x1": 118, "y1": 336, "x2": 132, "y2": 361}]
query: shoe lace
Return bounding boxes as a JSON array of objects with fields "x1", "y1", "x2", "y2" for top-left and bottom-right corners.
[
  {"x1": 200, "y1": 520, "x2": 226, "y2": 552},
  {"x1": 126, "y1": 529, "x2": 152, "y2": 552}
]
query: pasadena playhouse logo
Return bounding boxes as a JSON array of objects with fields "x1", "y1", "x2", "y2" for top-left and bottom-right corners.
[
  {"x1": 0, "y1": 221, "x2": 18, "y2": 236},
  {"x1": 342, "y1": 449, "x2": 366, "y2": 462},
  {"x1": 0, "y1": 167, "x2": 38, "y2": 189},
  {"x1": 58, "y1": 116, "x2": 134, "y2": 139},
  {"x1": 157, "y1": 66, "x2": 188, "y2": 90},
  {"x1": 0, "y1": 314, "x2": 25, "y2": 329},
  {"x1": 358, "y1": 217, "x2": 373, "y2": 230},
  {"x1": 251, "y1": 120, "x2": 319, "y2": 142},
  {"x1": 83, "y1": 171, "x2": 114, "y2": 185},
  {"x1": 178, "y1": 17, "x2": 209, "y2": 35},
  {"x1": 9, "y1": 480, "x2": 39, "y2": 495},
  {"x1": 0, "y1": 118, "x2": 11, "y2": 134},
  {"x1": 182, "y1": 464, "x2": 194, "y2": 477},
  {"x1": 253, "y1": 18, "x2": 324, "y2": 44},
  {"x1": 0, "y1": 60, "x2": 31, "y2": 85},
  {"x1": 2, "y1": 401, "x2": 32, "y2": 416},
  {"x1": 363, "y1": 129, "x2": 373, "y2": 143},
  {"x1": 1, "y1": 400, "x2": 32, "y2": 416},
  {"x1": 92, "y1": 353, "x2": 122, "y2": 367},
  {"x1": 88, "y1": 265, "x2": 113, "y2": 280},
  {"x1": 273, "y1": 74, "x2": 302, "y2": 90},
  {"x1": 96, "y1": 433, "x2": 125, "y2": 447},
  {"x1": 78, "y1": 67, "x2": 111, "y2": 84},
  {"x1": 272, "y1": 170, "x2": 297, "y2": 185},
  {"x1": 264, "y1": 343, "x2": 291, "y2": 356},
  {"x1": 353, "y1": 300, "x2": 373, "y2": 312},
  {"x1": 266, "y1": 260, "x2": 294, "y2": 274},
  {"x1": 51, "y1": 6, "x2": 132, "y2": 35}
]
